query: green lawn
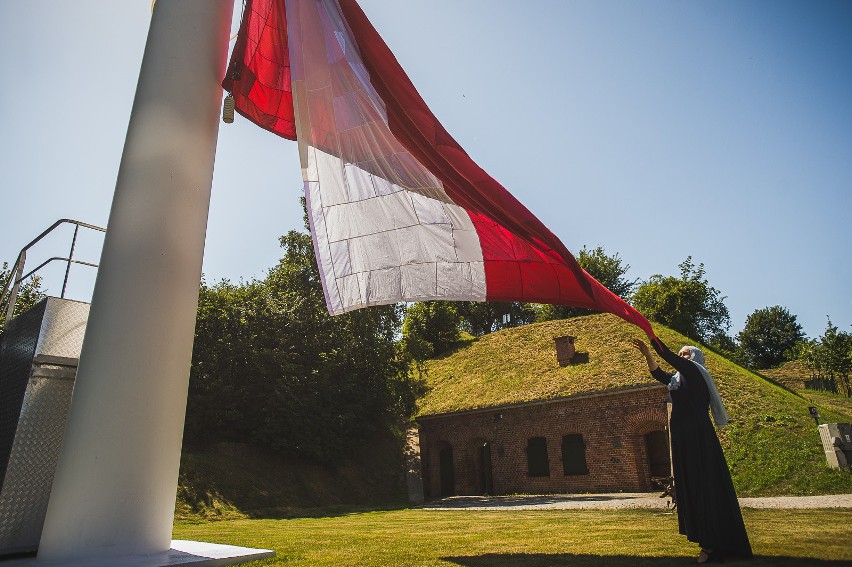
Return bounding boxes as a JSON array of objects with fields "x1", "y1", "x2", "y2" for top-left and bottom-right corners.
[{"x1": 173, "y1": 507, "x2": 852, "y2": 566}]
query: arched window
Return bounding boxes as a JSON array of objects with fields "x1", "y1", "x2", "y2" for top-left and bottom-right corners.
[
  {"x1": 562, "y1": 434, "x2": 589, "y2": 475},
  {"x1": 526, "y1": 437, "x2": 550, "y2": 477}
]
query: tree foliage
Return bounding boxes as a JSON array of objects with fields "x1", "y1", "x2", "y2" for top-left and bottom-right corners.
[
  {"x1": 797, "y1": 338, "x2": 823, "y2": 379},
  {"x1": 706, "y1": 332, "x2": 745, "y2": 367},
  {"x1": 736, "y1": 305, "x2": 805, "y2": 369},
  {"x1": 401, "y1": 301, "x2": 462, "y2": 362},
  {"x1": 185, "y1": 231, "x2": 423, "y2": 463},
  {"x1": 820, "y1": 319, "x2": 852, "y2": 383},
  {"x1": 799, "y1": 317, "x2": 852, "y2": 397},
  {"x1": 0, "y1": 262, "x2": 46, "y2": 340},
  {"x1": 632, "y1": 257, "x2": 730, "y2": 343},
  {"x1": 536, "y1": 245, "x2": 637, "y2": 321},
  {"x1": 578, "y1": 245, "x2": 638, "y2": 299},
  {"x1": 456, "y1": 301, "x2": 537, "y2": 336}
]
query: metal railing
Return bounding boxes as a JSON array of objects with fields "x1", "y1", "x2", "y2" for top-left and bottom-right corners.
[{"x1": 1, "y1": 219, "x2": 106, "y2": 330}]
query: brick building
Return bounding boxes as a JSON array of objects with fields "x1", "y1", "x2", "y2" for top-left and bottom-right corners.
[
  {"x1": 414, "y1": 316, "x2": 672, "y2": 499},
  {"x1": 417, "y1": 384, "x2": 669, "y2": 498}
]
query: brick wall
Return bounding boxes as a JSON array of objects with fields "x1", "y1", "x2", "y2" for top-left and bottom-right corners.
[{"x1": 417, "y1": 384, "x2": 668, "y2": 498}]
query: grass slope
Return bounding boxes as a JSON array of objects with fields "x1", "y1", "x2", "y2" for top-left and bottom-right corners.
[
  {"x1": 417, "y1": 314, "x2": 852, "y2": 496},
  {"x1": 417, "y1": 315, "x2": 656, "y2": 415}
]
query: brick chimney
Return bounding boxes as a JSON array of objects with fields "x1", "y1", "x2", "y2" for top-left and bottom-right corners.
[{"x1": 554, "y1": 335, "x2": 576, "y2": 366}]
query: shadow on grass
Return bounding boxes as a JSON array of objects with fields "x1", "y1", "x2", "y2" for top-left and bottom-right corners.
[
  {"x1": 442, "y1": 553, "x2": 851, "y2": 566},
  {"x1": 433, "y1": 336, "x2": 478, "y2": 359},
  {"x1": 244, "y1": 502, "x2": 411, "y2": 520},
  {"x1": 176, "y1": 500, "x2": 413, "y2": 524},
  {"x1": 421, "y1": 494, "x2": 660, "y2": 509},
  {"x1": 567, "y1": 352, "x2": 590, "y2": 364},
  {"x1": 751, "y1": 370, "x2": 804, "y2": 397}
]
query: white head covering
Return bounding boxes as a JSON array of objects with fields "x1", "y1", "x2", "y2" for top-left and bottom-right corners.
[{"x1": 669, "y1": 346, "x2": 730, "y2": 428}]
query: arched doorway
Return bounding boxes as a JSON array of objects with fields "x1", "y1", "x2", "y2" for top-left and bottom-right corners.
[
  {"x1": 644, "y1": 430, "x2": 671, "y2": 478},
  {"x1": 438, "y1": 442, "x2": 455, "y2": 497},
  {"x1": 478, "y1": 442, "x2": 493, "y2": 495}
]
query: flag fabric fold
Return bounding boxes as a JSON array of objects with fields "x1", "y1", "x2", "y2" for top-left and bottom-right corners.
[{"x1": 223, "y1": 0, "x2": 656, "y2": 339}]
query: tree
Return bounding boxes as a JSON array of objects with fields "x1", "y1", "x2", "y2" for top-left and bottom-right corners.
[
  {"x1": 632, "y1": 257, "x2": 730, "y2": 343},
  {"x1": 706, "y1": 332, "x2": 745, "y2": 367},
  {"x1": 578, "y1": 245, "x2": 638, "y2": 299},
  {"x1": 536, "y1": 245, "x2": 638, "y2": 321},
  {"x1": 737, "y1": 306, "x2": 805, "y2": 369},
  {"x1": 0, "y1": 261, "x2": 46, "y2": 339},
  {"x1": 401, "y1": 301, "x2": 463, "y2": 362},
  {"x1": 819, "y1": 317, "x2": 852, "y2": 397},
  {"x1": 185, "y1": 230, "x2": 423, "y2": 463},
  {"x1": 796, "y1": 338, "x2": 825, "y2": 380},
  {"x1": 456, "y1": 301, "x2": 536, "y2": 336}
]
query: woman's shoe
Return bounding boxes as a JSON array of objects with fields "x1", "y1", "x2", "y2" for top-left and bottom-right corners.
[{"x1": 697, "y1": 548, "x2": 724, "y2": 563}]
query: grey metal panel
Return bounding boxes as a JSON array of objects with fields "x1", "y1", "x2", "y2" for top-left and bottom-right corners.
[
  {"x1": 0, "y1": 297, "x2": 88, "y2": 555},
  {"x1": 0, "y1": 376, "x2": 75, "y2": 554},
  {"x1": 0, "y1": 299, "x2": 47, "y2": 490}
]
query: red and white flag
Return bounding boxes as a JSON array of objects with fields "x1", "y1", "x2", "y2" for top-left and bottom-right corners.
[{"x1": 223, "y1": 0, "x2": 656, "y2": 339}]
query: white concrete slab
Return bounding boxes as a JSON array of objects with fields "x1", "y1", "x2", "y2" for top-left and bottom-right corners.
[{"x1": 1, "y1": 540, "x2": 274, "y2": 567}]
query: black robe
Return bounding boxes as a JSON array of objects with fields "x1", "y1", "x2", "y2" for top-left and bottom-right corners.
[{"x1": 650, "y1": 340, "x2": 752, "y2": 558}]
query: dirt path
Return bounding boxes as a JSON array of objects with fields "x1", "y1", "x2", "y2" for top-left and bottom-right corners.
[{"x1": 420, "y1": 492, "x2": 852, "y2": 510}]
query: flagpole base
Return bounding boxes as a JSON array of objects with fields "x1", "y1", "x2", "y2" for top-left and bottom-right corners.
[{"x1": 4, "y1": 540, "x2": 274, "y2": 567}]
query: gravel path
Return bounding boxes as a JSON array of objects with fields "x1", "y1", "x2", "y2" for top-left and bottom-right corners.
[{"x1": 420, "y1": 493, "x2": 852, "y2": 511}]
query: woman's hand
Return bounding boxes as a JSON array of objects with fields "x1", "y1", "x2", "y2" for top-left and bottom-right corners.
[
  {"x1": 632, "y1": 338, "x2": 659, "y2": 371},
  {"x1": 632, "y1": 338, "x2": 651, "y2": 355}
]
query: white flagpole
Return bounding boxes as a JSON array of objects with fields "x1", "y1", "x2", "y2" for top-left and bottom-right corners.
[{"x1": 38, "y1": 0, "x2": 234, "y2": 561}]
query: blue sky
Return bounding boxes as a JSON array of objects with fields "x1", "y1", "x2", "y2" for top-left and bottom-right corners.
[{"x1": 1, "y1": 0, "x2": 849, "y2": 339}]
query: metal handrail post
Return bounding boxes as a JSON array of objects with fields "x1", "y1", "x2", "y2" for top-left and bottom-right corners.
[
  {"x1": 0, "y1": 264, "x2": 14, "y2": 306},
  {"x1": 2, "y1": 219, "x2": 104, "y2": 302},
  {"x1": 1, "y1": 219, "x2": 105, "y2": 330},
  {"x1": 62, "y1": 224, "x2": 80, "y2": 299},
  {"x1": 3, "y1": 252, "x2": 25, "y2": 331}
]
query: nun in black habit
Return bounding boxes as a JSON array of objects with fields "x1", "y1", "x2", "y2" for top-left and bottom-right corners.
[{"x1": 633, "y1": 337, "x2": 752, "y2": 564}]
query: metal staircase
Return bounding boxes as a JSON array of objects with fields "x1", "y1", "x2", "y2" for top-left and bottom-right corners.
[{"x1": 0, "y1": 220, "x2": 104, "y2": 556}]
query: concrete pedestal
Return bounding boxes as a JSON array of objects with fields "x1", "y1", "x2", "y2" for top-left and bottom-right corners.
[{"x1": 4, "y1": 540, "x2": 273, "y2": 567}]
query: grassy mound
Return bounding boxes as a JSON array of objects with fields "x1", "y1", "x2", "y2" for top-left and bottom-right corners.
[{"x1": 417, "y1": 314, "x2": 852, "y2": 496}]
